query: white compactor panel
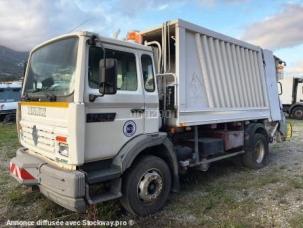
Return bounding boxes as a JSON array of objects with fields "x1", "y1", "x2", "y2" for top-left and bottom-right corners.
[{"x1": 142, "y1": 19, "x2": 280, "y2": 127}]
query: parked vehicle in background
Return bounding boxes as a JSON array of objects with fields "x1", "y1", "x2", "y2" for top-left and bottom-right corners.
[
  {"x1": 0, "y1": 81, "x2": 22, "y2": 122},
  {"x1": 279, "y1": 76, "x2": 303, "y2": 119},
  {"x1": 9, "y1": 19, "x2": 288, "y2": 216}
]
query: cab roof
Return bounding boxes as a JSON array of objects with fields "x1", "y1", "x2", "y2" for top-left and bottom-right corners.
[{"x1": 30, "y1": 31, "x2": 153, "y2": 54}]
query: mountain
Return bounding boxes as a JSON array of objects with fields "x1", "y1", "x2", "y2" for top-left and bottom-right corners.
[{"x1": 0, "y1": 45, "x2": 28, "y2": 81}]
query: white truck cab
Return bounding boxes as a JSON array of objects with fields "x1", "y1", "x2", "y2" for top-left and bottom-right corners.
[
  {"x1": 279, "y1": 76, "x2": 303, "y2": 119},
  {"x1": 10, "y1": 19, "x2": 288, "y2": 216},
  {"x1": 0, "y1": 81, "x2": 22, "y2": 121}
]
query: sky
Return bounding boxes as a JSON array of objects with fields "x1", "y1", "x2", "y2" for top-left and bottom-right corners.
[{"x1": 0, "y1": 0, "x2": 302, "y2": 75}]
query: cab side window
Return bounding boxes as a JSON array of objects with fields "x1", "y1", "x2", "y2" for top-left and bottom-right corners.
[
  {"x1": 88, "y1": 46, "x2": 138, "y2": 91},
  {"x1": 141, "y1": 55, "x2": 155, "y2": 92}
]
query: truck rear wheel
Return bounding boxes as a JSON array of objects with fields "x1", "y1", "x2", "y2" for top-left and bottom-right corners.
[
  {"x1": 291, "y1": 106, "x2": 303, "y2": 120},
  {"x1": 242, "y1": 133, "x2": 269, "y2": 169},
  {"x1": 120, "y1": 155, "x2": 171, "y2": 216}
]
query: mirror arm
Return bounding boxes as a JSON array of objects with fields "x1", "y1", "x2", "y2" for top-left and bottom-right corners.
[
  {"x1": 87, "y1": 35, "x2": 97, "y2": 46},
  {"x1": 280, "y1": 82, "x2": 283, "y2": 95},
  {"x1": 89, "y1": 93, "x2": 104, "y2": 102}
]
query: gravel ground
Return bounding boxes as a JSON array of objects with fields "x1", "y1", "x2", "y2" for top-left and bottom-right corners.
[{"x1": 0, "y1": 120, "x2": 303, "y2": 227}]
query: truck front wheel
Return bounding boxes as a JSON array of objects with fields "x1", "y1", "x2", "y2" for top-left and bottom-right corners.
[
  {"x1": 291, "y1": 106, "x2": 303, "y2": 120},
  {"x1": 120, "y1": 155, "x2": 171, "y2": 216},
  {"x1": 242, "y1": 133, "x2": 269, "y2": 169}
]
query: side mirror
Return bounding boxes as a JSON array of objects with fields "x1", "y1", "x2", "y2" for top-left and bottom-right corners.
[
  {"x1": 99, "y1": 58, "x2": 117, "y2": 95},
  {"x1": 278, "y1": 60, "x2": 287, "y2": 66}
]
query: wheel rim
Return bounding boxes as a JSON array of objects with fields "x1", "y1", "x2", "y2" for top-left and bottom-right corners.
[
  {"x1": 255, "y1": 140, "x2": 265, "y2": 164},
  {"x1": 294, "y1": 109, "x2": 303, "y2": 119},
  {"x1": 137, "y1": 169, "x2": 163, "y2": 203}
]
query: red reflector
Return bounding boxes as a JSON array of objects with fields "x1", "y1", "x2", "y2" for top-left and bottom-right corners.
[
  {"x1": 56, "y1": 136, "x2": 67, "y2": 143},
  {"x1": 20, "y1": 168, "x2": 35, "y2": 180},
  {"x1": 9, "y1": 162, "x2": 15, "y2": 173},
  {"x1": 9, "y1": 162, "x2": 35, "y2": 180}
]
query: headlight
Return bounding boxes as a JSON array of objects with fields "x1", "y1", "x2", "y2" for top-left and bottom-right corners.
[{"x1": 58, "y1": 143, "x2": 69, "y2": 157}]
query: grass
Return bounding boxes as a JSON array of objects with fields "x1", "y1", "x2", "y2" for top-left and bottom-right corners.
[
  {"x1": 0, "y1": 123, "x2": 19, "y2": 159},
  {"x1": 290, "y1": 214, "x2": 303, "y2": 228},
  {"x1": 0, "y1": 122, "x2": 129, "y2": 226},
  {"x1": 1, "y1": 120, "x2": 303, "y2": 227},
  {"x1": 288, "y1": 178, "x2": 303, "y2": 189}
]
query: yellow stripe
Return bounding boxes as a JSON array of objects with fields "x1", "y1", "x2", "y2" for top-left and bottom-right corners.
[{"x1": 20, "y1": 101, "x2": 69, "y2": 108}]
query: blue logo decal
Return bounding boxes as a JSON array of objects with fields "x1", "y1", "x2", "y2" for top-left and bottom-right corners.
[{"x1": 123, "y1": 120, "x2": 136, "y2": 137}]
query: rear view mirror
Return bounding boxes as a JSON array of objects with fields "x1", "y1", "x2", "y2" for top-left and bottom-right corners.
[
  {"x1": 42, "y1": 77, "x2": 54, "y2": 89},
  {"x1": 99, "y1": 58, "x2": 118, "y2": 95}
]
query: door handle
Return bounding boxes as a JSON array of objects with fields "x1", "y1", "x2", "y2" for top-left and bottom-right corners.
[{"x1": 130, "y1": 108, "x2": 145, "y2": 113}]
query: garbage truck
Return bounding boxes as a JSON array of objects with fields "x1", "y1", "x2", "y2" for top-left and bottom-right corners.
[
  {"x1": 279, "y1": 76, "x2": 303, "y2": 119},
  {"x1": 9, "y1": 19, "x2": 287, "y2": 216}
]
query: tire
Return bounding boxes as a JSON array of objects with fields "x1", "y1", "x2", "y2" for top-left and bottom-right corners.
[
  {"x1": 242, "y1": 133, "x2": 269, "y2": 169},
  {"x1": 120, "y1": 155, "x2": 171, "y2": 216},
  {"x1": 291, "y1": 106, "x2": 303, "y2": 120},
  {"x1": 3, "y1": 114, "x2": 14, "y2": 123}
]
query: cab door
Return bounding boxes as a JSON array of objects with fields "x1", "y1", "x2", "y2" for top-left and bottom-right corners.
[
  {"x1": 140, "y1": 52, "x2": 160, "y2": 133},
  {"x1": 296, "y1": 82, "x2": 303, "y2": 102},
  {"x1": 84, "y1": 44, "x2": 145, "y2": 162}
]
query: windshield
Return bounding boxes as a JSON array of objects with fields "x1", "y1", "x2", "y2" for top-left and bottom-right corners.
[
  {"x1": 24, "y1": 37, "x2": 78, "y2": 99},
  {"x1": 0, "y1": 88, "x2": 21, "y2": 103}
]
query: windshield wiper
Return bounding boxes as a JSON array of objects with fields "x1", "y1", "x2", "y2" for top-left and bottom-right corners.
[
  {"x1": 21, "y1": 92, "x2": 38, "y2": 101},
  {"x1": 31, "y1": 88, "x2": 42, "y2": 93},
  {"x1": 45, "y1": 92, "x2": 57, "y2": 101},
  {"x1": 24, "y1": 89, "x2": 57, "y2": 101},
  {"x1": 38, "y1": 90, "x2": 57, "y2": 101}
]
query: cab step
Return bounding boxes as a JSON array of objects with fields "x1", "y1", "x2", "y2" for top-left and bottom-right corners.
[
  {"x1": 86, "y1": 178, "x2": 122, "y2": 205},
  {"x1": 86, "y1": 165, "x2": 121, "y2": 184}
]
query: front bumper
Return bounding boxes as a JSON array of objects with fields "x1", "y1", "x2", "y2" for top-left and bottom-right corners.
[
  {"x1": 0, "y1": 110, "x2": 16, "y2": 115},
  {"x1": 9, "y1": 148, "x2": 87, "y2": 212}
]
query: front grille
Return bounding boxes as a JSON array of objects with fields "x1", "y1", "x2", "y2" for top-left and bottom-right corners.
[{"x1": 20, "y1": 121, "x2": 55, "y2": 154}]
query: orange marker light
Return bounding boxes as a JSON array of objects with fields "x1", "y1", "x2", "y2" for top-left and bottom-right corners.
[
  {"x1": 127, "y1": 31, "x2": 143, "y2": 44},
  {"x1": 56, "y1": 136, "x2": 67, "y2": 143}
]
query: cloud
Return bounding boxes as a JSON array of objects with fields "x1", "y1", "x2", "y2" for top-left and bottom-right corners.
[
  {"x1": 197, "y1": 0, "x2": 249, "y2": 7},
  {"x1": 0, "y1": 0, "x2": 111, "y2": 51},
  {"x1": 113, "y1": 0, "x2": 179, "y2": 16},
  {"x1": 286, "y1": 61, "x2": 303, "y2": 75},
  {"x1": 241, "y1": 4, "x2": 303, "y2": 50},
  {"x1": 0, "y1": 0, "x2": 250, "y2": 52},
  {"x1": 158, "y1": 4, "x2": 169, "y2": 11},
  {"x1": 0, "y1": 0, "x2": 139, "y2": 52},
  {"x1": 0, "y1": 0, "x2": 176, "y2": 51}
]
